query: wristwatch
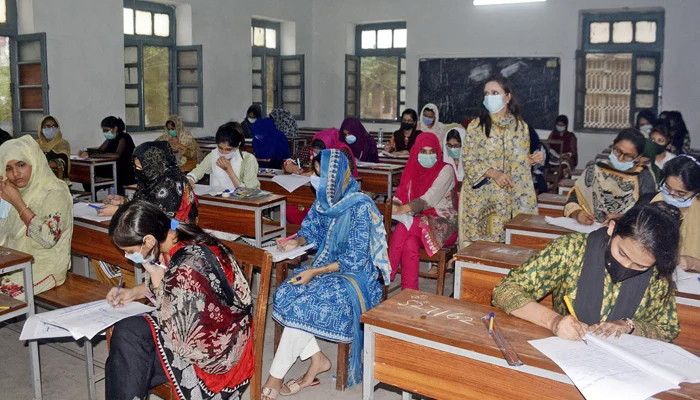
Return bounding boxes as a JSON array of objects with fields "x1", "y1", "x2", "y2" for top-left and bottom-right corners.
[{"x1": 623, "y1": 318, "x2": 636, "y2": 334}]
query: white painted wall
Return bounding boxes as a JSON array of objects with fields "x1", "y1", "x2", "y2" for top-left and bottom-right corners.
[
  {"x1": 20, "y1": 0, "x2": 313, "y2": 149},
  {"x1": 307, "y1": 0, "x2": 700, "y2": 165}
]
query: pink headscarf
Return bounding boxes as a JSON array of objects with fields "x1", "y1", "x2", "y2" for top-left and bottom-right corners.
[{"x1": 312, "y1": 128, "x2": 358, "y2": 177}]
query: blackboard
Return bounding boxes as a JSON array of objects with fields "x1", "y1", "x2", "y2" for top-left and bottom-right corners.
[{"x1": 418, "y1": 57, "x2": 561, "y2": 130}]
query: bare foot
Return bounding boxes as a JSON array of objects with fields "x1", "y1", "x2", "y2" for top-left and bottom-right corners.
[
  {"x1": 280, "y1": 351, "x2": 332, "y2": 394},
  {"x1": 262, "y1": 375, "x2": 283, "y2": 400}
]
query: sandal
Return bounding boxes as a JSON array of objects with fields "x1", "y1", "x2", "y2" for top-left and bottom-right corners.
[
  {"x1": 261, "y1": 387, "x2": 280, "y2": 400},
  {"x1": 279, "y1": 378, "x2": 320, "y2": 396}
]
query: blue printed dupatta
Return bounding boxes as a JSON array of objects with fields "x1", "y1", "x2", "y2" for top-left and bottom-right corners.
[{"x1": 312, "y1": 149, "x2": 390, "y2": 386}]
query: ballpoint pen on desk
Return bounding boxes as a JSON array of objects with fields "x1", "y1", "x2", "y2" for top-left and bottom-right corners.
[
  {"x1": 563, "y1": 295, "x2": 588, "y2": 345},
  {"x1": 488, "y1": 312, "x2": 495, "y2": 334}
]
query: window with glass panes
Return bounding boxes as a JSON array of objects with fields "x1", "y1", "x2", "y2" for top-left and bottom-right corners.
[
  {"x1": 124, "y1": 0, "x2": 203, "y2": 131},
  {"x1": 346, "y1": 23, "x2": 406, "y2": 122},
  {"x1": 575, "y1": 11, "x2": 664, "y2": 131},
  {"x1": 0, "y1": 0, "x2": 49, "y2": 137},
  {"x1": 251, "y1": 20, "x2": 280, "y2": 118}
]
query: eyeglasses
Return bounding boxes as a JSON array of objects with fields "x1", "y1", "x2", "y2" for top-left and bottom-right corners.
[
  {"x1": 612, "y1": 147, "x2": 638, "y2": 162},
  {"x1": 660, "y1": 183, "x2": 697, "y2": 203},
  {"x1": 446, "y1": 144, "x2": 461, "y2": 149}
]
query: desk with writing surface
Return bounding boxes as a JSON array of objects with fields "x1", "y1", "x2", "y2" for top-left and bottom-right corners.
[
  {"x1": 257, "y1": 170, "x2": 364, "y2": 210},
  {"x1": 504, "y1": 213, "x2": 574, "y2": 250},
  {"x1": 378, "y1": 155, "x2": 408, "y2": 166},
  {"x1": 558, "y1": 178, "x2": 576, "y2": 195},
  {"x1": 537, "y1": 193, "x2": 568, "y2": 217},
  {"x1": 69, "y1": 156, "x2": 118, "y2": 201},
  {"x1": 361, "y1": 290, "x2": 700, "y2": 400},
  {"x1": 356, "y1": 164, "x2": 404, "y2": 198}
]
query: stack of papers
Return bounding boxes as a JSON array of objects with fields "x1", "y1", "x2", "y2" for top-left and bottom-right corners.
[
  {"x1": 73, "y1": 203, "x2": 112, "y2": 222},
  {"x1": 265, "y1": 244, "x2": 315, "y2": 262},
  {"x1": 272, "y1": 174, "x2": 310, "y2": 193},
  {"x1": 379, "y1": 151, "x2": 409, "y2": 159},
  {"x1": 20, "y1": 300, "x2": 154, "y2": 341},
  {"x1": 544, "y1": 216, "x2": 603, "y2": 234},
  {"x1": 194, "y1": 184, "x2": 225, "y2": 196},
  {"x1": 529, "y1": 334, "x2": 700, "y2": 400},
  {"x1": 204, "y1": 229, "x2": 241, "y2": 243},
  {"x1": 674, "y1": 267, "x2": 700, "y2": 295}
]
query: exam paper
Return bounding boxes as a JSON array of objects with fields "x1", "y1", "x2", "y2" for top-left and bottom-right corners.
[
  {"x1": 73, "y1": 203, "x2": 112, "y2": 222},
  {"x1": 20, "y1": 318, "x2": 71, "y2": 340},
  {"x1": 674, "y1": 267, "x2": 700, "y2": 295},
  {"x1": 265, "y1": 244, "x2": 315, "y2": 262},
  {"x1": 272, "y1": 174, "x2": 310, "y2": 193},
  {"x1": 194, "y1": 184, "x2": 225, "y2": 196},
  {"x1": 544, "y1": 216, "x2": 603, "y2": 234},
  {"x1": 204, "y1": 229, "x2": 241, "y2": 243}
]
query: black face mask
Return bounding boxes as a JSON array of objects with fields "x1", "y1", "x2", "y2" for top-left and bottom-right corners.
[
  {"x1": 604, "y1": 246, "x2": 648, "y2": 283},
  {"x1": 401, "y1": 122, "x2": 415, "y2": 131},
  {"x1": 653, "y1": 141, "x2": 668, "y2": 155}
]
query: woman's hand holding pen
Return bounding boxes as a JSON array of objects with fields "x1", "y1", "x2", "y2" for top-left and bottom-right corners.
[
  {"x1": 551, "y1": 314, "x2": 589, "y2": 341},
  {"x1": 572, "y1": 210, "x2": 596, "y2": 225}
]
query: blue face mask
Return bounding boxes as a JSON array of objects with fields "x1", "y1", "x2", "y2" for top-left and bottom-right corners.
[
  {"x1": 104, "y1": 130, "x2": 117, "y2": 140},
  {"x1": 0, "y1": 199, "x2": 12, "y2": 219},
  {"x1": 422, "y1": 116, "x2": 434, "y2": 126},
  {"x1": 446, "y1": 147, "x2": 461, "y2": 159},
  {"x1": 124, "y1": 239, "x2": 155, "y2": 265},
  {"x1": 309, "y1": 175, "x2": 321, "y2": 191},
  {"x1": 608, "y1": 152, "x2": 635, "y2": 172},
  {"x1": 345, "y1": 135, "x2": 357, "y2": 145},
  {"x1": 661, "y1": 186, "x2": 695, "y2": 209},
  {"x1": 556, "y1": 125, "x2": 566, "y2": 132},
  {"x1": 483, "y1": 95, "x2": 506, "y2": 114},
  {"x1": 418, "y1": 153, "x2": 438, "y2": 168}
]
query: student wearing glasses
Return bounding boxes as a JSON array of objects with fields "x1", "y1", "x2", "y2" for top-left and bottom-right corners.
[
  {"x1": 383, "y1": 109, "x2": 422, "y2": 155},
  {"x1": 565, "y1": 129, "x2": 657, "y2": 225}
]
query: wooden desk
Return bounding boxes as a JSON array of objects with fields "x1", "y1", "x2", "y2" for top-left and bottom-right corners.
[
  {"x1": 378, "y1": 155, "x2": 408, "y2": 166},
  {"x1": 537, "y1": 193, "x2": 567, "y2": 217},
  {"x1": 258, "y1": 170, "x2": 317, "y2": 209},
  {"x1": 69, "y1": 157, "x2": 118, "y2": 201},
  {"x1": 504, "y1": 213, "x2": 573, "y2": 250},
  {"x1": 361, "y1": 290, "x2": 700, "y2": 400},
  {"x1": 198, "y1": 193, "x2": 286, "y2": 247},
  {"x1": 570, "y1": 169, "x2": 584, "y2": 180},
  {"x1": 357, "y1": 164, "x2": 404, "y2": 198},
  {"x1": 0, "y1": 247, "x2": 41, "y2": 399},
  {"x1": 557, "y1": 178, "x2": 575, "y2": 195}
]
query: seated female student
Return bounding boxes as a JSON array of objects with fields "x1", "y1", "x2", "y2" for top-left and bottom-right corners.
[
  {"x1": 390, "y1": 133, "x2": 458, "y2": 291},
  {"x1": 635, "y1": 109, "x2": 657, "y2": 137},
  {"x1": 188, "y1": 122, "x2": 260, "y2": 190},
  {"x1": 443, "y1": 127, "x2": 466, "y2": 185},
  {"x1": 262, "y1": 149, "x2": 390, "y2": 399},
  {"x1": 566, "y1": 128, "x2": 656, "y2": 225},
  {"x1": 155, "y1": 115, "x2": 202, "y2": 172},
  {"x1": 252, "y1": 118, "x2": 291, "y2": 169},
  {"x1": 547, "y1": 115, "x2": 578, "y2": 179},
  {"x1": 105, "y1": 200, "x2": 253, "y2": 400},
  {"x1": 493, "y1": 202, "x2": 681, "y2": 343},
  {"x1": 241, "y1": 104, "x2": 261, "y2": 138},
  {"x1": 0, "y1": 136, "x2": 73, "y2": 299},
  {"x1": 78, "y1": 116, "x2": 135, "y2": 196},
  {"x1": 100, "y1": 141, "x2": 198, "y2": 223},
  {"x1": 37, "y1": 115, "x2": 71, "y2": 180},
  {"x1": 650, "y1": 125, "x2": 677, "y2": 169},
  {"x1": 383, "y1": 109, "x2": 422, "y2": 155},
  {"x1": 417, "y1": 103, "x2": 447, "y2": 142},
  {"x1": 339, "y1": 117, "x2": 379, "y2": 163},
  {"x1": 269, "y1": 108, "x2": 299, "y2": 137},
  {"x1": 660, "y1": 111, "x2": 691, "y2": 154},
  {"x1": 283, "y1": 128, "x2": 358, "y2": 177}
]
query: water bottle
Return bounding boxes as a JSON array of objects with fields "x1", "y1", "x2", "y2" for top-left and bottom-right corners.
[{"x1": 378, "y1": 128, "x2": 383, "y2": 146}]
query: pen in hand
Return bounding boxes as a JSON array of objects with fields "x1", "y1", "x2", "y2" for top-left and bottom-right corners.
[{"x1": 564, "y1": 295, "x2": 588, "y2": 345}]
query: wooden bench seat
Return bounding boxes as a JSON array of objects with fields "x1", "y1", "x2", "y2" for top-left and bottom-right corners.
[{"x1": 35, "y1": 272, "x2": 112, "y2": 309}]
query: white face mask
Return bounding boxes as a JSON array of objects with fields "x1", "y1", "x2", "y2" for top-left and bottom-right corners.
[
  {"x1": 640, "y1": 124, "x2": 652, "y2": 136},
  {"x1": 218, "y1": 148, "x2": 237, "y2": 160},
  {"x1": 42, "y1": 126, "x2": 58, "y2": 140},
  {"x1": 309, "y1": 175, "x2": 320, "y2": 191},
  {"x1": 248, "y1": 118, "x2": 257, "y2": 124}
]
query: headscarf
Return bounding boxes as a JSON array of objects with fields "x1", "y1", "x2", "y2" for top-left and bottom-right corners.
[
  {"x1": 157, "y1": 115, "x2": 203, "y2": 167},
  {"x1": 339, "y1": 118, "x2": 379, "y2": 163},
  {"x1": 37, "y1": 115, "x2": 71, "y2": 173},
  {"x1": 313, "y1": 128, "x2": 358, "y2": 177},
  {"x1": 417, "y1": 103, "x2": 447, "y2": 142},
  {"x1": 132, "y1": 141, "x2": 198, "y2": 223},
  {"x1": 395, "y1": 132, "x2": 452, "y2": 208},
  {"x1": 443, "y1": 127, "x2": 466, "y2": 182},
  {"x1": 269, "y1": 108, "x2": 299, "y2": 137},
  {"x1": 251, "y1": 118, "x2": 291, "y2": 161},
  {"x1": 241, "y1": 104, "x2": 262, "y2": 138}
]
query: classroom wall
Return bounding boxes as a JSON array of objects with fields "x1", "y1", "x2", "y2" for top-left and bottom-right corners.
[
  {"x1": 21, "y1": 0, "x2": 313, "y2": 149},
  {"x1": 307, "y1": 0, "x2": 700, "y2": 165}
]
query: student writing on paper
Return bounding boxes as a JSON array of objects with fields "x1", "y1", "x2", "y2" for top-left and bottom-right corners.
[
  {"x1": 383, "y1": 108, "x2": 422, "y2": 155},
  {"x1": 252, "y1": 117, "x2": 291, "y2": 169},
  {"x1": 458, "y1": 76, "x2": 539, "y2": 246},
  {"x1": 105, "y1": 200, "x2": 253, "y2": 400},
  {"x1": 36, "y1": 115, "x2": 71, "y2": 180},
  {"x1": 443, "y1": 127, "x2": 466, "y2": 184},
  {"x1": 0, "y1": 136, "x2": 73, "y2": 300},
  {"x1": 339, "y1": 117, "x2": 379, "y2": 163},
  {"x1": 493, "y1": 203, "x2": 682, "y2": 342},
  {"x1": 283, "y1": 128, "x2": 357, "y2": 177},
  {"x1": 637, "y1": 155, "x2": 700, "y2": 272},
  {"x1": 389, "y1": 133, "x2": 457, "y2": 291},
  {"x1": 187, "y1": 122, "x2": 260, "y2": 190},
  {"x1": 565, "y1": 129, "x2": 657, "y2": 226},
  {"x1": 261, "y1": 149, "x2": 390, "y2": 398},
  {"x1": 154, "y1": 115, "x2": 203, "y2": 172},
  {"x1": 100, "y1": 141, "x2": 198, "y2": 223}
]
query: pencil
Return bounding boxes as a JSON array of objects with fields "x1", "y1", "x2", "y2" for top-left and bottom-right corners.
[
  {"x1": 563, "y1": 295, "x2": 588, "y2": 345},
  {"x1": 0, "y1": 306, "x2": 10, "y2": 310}
]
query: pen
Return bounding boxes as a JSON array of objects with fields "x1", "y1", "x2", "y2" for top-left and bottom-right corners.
[
  {"x1": 87, "y1": 203, "x2": 104, "y2": 210},
  {"x1": 287, "y1": 276, "x2": 302, "y2": 284},
  {"x1": 278, "y1": 233, "x2": 298, "y2": 244},
  {"x1": 488, "y1": 312, "x2": 495, "y2": 334},
  {"x1": 297, "y1": 158, "x2": 301, "y2": 168},
  {"x1": 115, "y1": 274, "x2": 123, "y2": 297},
  {"x1": 563, "y1": 295, "x2": 588, "y2": 345}
]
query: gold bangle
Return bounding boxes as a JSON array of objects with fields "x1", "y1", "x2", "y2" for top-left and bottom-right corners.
[{"x1": 19, "y1": 207, "x2": 30, "y2": 217}]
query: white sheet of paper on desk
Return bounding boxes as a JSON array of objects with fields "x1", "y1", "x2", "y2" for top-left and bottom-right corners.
[
  {"x1": 272, "y1": 174, "x2": 310, "y2": 193},
  {"x1": 73, "y1": 203, "x2": 112, "y2": 222},
  {"x1": 30, "y1": 300, "x2": 154, "y2": 340},
  {"x1": 194, "y1": 184, "x2": 224, "y2": 196},
  {"x1": 529, "y1": 334, "x2": 700, "y2": 400},
  {"x1": 204, "y1": 229, "x2": 241, "y2": 243},
  {"x1": 265, "y1": 244, "x2": 315, "y2": 262},
  {"x1": 19, "y1": 317, "x2": 71, "y2": 340},
  {"x1": 674, "y1": 268, "x2": 700, "y2": 295},
  {"x1": 544, "y1": 216, "x2": 603, "y2": 234},
  {"x1": 356, "y1": 161, "x2": 378, "y2": 167}
]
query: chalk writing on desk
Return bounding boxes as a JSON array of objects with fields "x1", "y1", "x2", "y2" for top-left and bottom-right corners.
[
  {"x1": 489, "y1": 248, "x2": 530, "y2": 256},
  {"x1": 397, "y1": 299, "x2": 474, "y2": 325}
]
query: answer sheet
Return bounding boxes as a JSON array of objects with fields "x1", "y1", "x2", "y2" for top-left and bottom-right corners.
[{"x1": 544, "y1": 216, "x2": 603, "y2": 234}]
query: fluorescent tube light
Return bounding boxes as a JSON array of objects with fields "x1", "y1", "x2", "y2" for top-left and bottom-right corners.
[{"x1": 474, "y1": 0, "x2": 546, "y2": 5}]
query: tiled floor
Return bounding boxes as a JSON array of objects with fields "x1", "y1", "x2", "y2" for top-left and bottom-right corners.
[{"x1": 0, "y1": 269, "x2": 451, "y2": 400}]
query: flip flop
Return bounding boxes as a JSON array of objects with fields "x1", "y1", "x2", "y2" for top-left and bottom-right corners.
[
  {"x1": 261, "y1": 387, "x2": 280, "y2": 400},
  {"x1": 279, "y1": 378, "x2": 321, "y2": 396}
]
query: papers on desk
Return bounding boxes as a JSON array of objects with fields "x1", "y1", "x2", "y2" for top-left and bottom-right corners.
[
  {"x1": 529, "y1": 334, "x2": 700, "y2": 400},
  {"x1": 272, "y1": 174, "x2": 310, "y2": 193},
  {"x1": 356, "y1": 161, "x2": 393, "y2": 168},
  {"x1": 674, "y1": 267, "x2": 700, "y2": 295},
  {"x1": 204, "y1": 229, "x2": 241, "y2": 243},
  {"x1": 194, "y1": 184, "x2": 225, "y2": 196},
  {"x1": 544, "y1": 216, "x2": 603, "y2": 234},
  {"x1": 20, "y1": 300, "x2": 154, "y2": 341},
  {"x1": 265, "y1": 244, "x2": 315, "y2": 262},
  {"x1": 379, "y1": 151, "x2": 409, "y2": 159},
  {"x1": 73, "y1": 203, "x2": 112, "y2": 222}
]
